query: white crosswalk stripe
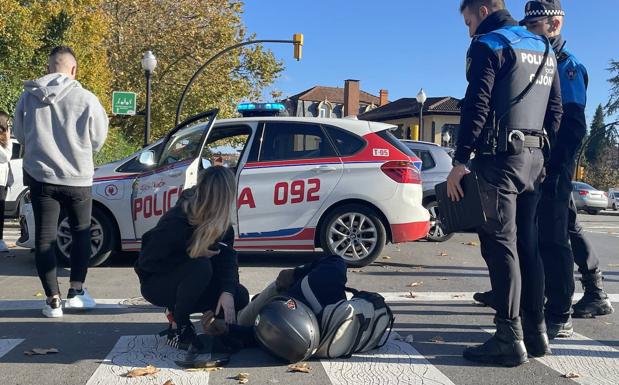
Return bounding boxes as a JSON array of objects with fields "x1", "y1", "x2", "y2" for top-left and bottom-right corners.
[
  {"x1": 0, "y1": 339, "x2": 23, "y2": 359},
  {"x1": 86, "y1": 335, "x2": 209, "y2": 385}
]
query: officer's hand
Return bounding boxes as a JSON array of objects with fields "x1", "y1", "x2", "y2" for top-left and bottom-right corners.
[
  {"x1": 276, "y1": 268, "x2": 296, "y2": 292},
  {"x1": 215, "y1": 292, "x2": 236, "y2": 324},
  {"x1": 447, "y1": 164, "x2": 470, "y2": 202}
]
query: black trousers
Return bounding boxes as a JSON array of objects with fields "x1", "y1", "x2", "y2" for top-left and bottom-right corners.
[
  {"x1": 26, "y1": 173, "x2": 92, "y2": 297},
  {"x1": 0, "y1": 185, "x2": 6, "y2": 240},
  {"x1": 141, "y1": 257, "x2": 249, "y2": 327},
  {"x1": 539, "y1": 165, "x2": 600, "y2": 322},
  {"x1": 473, "y1": 149, "x2": 545, "y2": 325}
]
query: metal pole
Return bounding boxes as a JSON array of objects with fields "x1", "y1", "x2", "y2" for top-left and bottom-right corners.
[
  {"x1": 144, "y1": 70, "x2": 152, "y2": 147},
  {"x1": 175, "y1": 39, "x2": 296, "y2": 126},
  {"x1": 418, "y1": 102, "x2": 424, "y2": 141}
]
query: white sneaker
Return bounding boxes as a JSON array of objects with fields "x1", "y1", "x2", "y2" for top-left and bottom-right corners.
[
  {"x1": 64, "y1": 288, "x2": 96, "y2": 309},
  {"x1": 0, "y1": 240, "x2": 9, "y2": 252},
  {"x1": 42, "y1": 298, "x2": 63, "y2": 318}
]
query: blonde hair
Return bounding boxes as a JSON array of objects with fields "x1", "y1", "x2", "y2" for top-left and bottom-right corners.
[{"x1": 182, "y1": 166, "x2": 236, "y2": 258}]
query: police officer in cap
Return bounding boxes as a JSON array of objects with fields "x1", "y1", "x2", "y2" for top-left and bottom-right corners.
[
  {"x1": 520, "y1": 0, "x2": 614, "y2": 335},
  {"x1": 448, "y1": 0, "x2": 562, "y2": 366}
]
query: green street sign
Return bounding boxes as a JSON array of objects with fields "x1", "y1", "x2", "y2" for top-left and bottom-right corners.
[{"x1": 112, "y1": 91, "x2": 137, "y2": 115}]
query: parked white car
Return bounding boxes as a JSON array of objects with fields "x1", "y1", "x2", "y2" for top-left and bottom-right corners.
[
  {"x1": 18, "y1": 109, "x2": 430, "y2": 267},
  {"x1": 5, "y1": 138, "x2": 27, "y2": 217}
]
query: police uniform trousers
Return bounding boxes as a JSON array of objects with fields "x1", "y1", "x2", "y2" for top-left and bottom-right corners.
[
  {"x1": 472, "y1": 148, "x2": 545, "y2": 325},
  {"x1": 538, "y1": 162, "x2": 601, "y2": 322}
]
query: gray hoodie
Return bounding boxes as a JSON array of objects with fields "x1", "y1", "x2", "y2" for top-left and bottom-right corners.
[{"x1": 13, "y1": 73, "x2": 108, "y2": 187}]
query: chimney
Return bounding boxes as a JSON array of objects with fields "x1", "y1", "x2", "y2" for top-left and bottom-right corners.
[
  {"x1": 379, "y1": 89, "x2": 388, "y2": 106},
  {"x1": 344, "y1": 79, "x2": 360, "y2": 117}
]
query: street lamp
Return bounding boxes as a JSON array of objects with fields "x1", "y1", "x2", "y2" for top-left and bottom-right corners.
[
  {"x1": 141, "y1": 51, "x2": 157, "y2": 147},
  {"x1": 416, "y1": 88, "x2": 427, "y2": 141}
]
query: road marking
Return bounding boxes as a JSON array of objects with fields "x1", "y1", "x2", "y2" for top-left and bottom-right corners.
[
  {"x1": 322, "y1": 333, "x2": 455, "y2": 385},
  {"x1": 0, "y1": 339, "x2": 23, "y2": 359},
  {"x1": 86, "y1": 335, "x2": 209, "y2": 385},
  {"x1": 482, "y1": 330, "x2": 619, "y2": 385},
  {"x1": 1, "y1": 293, "x2": 618, "y2": 312}
]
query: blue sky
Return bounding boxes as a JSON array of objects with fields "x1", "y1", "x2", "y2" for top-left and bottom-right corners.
[{"x1": 242, "y1": 0, "x2": 619, "y2": 121}]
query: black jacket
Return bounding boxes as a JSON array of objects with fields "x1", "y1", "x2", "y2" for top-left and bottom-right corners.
[
  {"x1": 134, "y1": 191, "x2": 238, "y2": 294},
  {"x1": 454, "y1": 10, "x2": 563, "y2": 164}
]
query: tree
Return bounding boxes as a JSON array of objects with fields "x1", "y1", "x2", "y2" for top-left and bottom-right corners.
[
  {"x1": 607, "y1": 59, "x2": 619, "y2": 117},
  {"x1": 584, "y1": 104, "x2": 608, "y2": 164},
  {"x1": 104, "y1": 0, "x2": 284, "y2": 143}
]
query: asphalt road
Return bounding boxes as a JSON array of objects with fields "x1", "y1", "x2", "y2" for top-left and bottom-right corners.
[{"x1": 1, "y1": 212, "x2": 618, "y2": 385}]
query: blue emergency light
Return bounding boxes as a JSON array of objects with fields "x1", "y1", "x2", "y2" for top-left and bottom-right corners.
[{"x1": 236, "y1": 102, "x2": 287, "y2": 117}]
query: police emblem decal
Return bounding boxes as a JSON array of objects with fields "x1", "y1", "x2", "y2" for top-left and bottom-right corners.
[{"x1": 286, "y1": 299, "x2": 297, "y2": 310}]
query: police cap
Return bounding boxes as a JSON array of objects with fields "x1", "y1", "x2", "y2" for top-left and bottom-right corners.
[{"x1": 519, "y1": 0, "x2": 565, "y2": 26}]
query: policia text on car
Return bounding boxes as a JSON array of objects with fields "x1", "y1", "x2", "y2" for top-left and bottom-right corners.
[{"x1": 445, "y1": 0, "x2": 562, "y2": 367}]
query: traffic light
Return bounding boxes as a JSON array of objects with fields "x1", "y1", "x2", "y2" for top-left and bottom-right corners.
[
  {"x1": 576, "y1": 166, "x2": 585, "y2": 180},
  {"x1": 293, "y1": 33, "x2": 303, "y2": 61}
]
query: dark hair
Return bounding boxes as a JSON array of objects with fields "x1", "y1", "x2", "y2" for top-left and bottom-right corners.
[
  {"x1": 49, "y1": 45, "x2": 77, "y2": 64},
  {"x1": 0, "y1": 111, "x2": 9, "y2": 148},
  {"x1": 460, "y1": 0, "x2": 505, "y2": 13}
]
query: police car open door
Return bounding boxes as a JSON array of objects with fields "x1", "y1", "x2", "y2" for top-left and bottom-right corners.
[{"x1": 131, "y1": 109, "x2": 218, "y2": 240}]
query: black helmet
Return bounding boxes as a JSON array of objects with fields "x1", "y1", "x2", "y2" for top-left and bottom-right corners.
[{"x1": 254, "y1": 297, "x2": 320, "y2": 363}]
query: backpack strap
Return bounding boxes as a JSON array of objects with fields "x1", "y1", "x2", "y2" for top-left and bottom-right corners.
[{"x1": 301, "y1": 275, "x2": 323, "y2": 314}]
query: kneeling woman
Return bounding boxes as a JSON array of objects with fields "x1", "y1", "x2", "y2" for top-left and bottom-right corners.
[{"x1": 135, "y1": 166, "x2": 249, "y2": 350}]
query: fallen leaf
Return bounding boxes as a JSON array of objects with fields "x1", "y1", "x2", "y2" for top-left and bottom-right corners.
[
  {"x1": 124, "y1": 365, "x2": 159, "y2": 378},
  {"x1": 288, "y1": 363, "x2": 311, "y2": 373},
  {"x1": 24, "y1": 348, "x2": 59, "y2": 356},
  {"x1": 404, "y1": 291, "x2": 417, "y2": 298},
  {"x1": 163, "y1": 380, "x2": 175, "y2": 385},
  {"x1": 562, "y1": 372, "x2": 580, "y2": 379},
  {"x1": 603, "y1": 322, "x2": 613, "y2": 325},
  {"x1": 452, "y1": 294, "x2": 464, "y2": 298},
  {"x1": 381, "y1": 256, "x2": 391, "y2": 260},
  {"x1": 411, "y1": 266, "x2": 425, "y2": 271},
  {"x1": 7, "y1": 242, "x2": 16, "y2": 248},
  {"x1": 34, "y1": 292, "x2": 43, "y2": 297},
  {"x1": 463, "y1": 241, "x2": 479, "y2": 246},
  {"x1": 186, "y1": 367, "x2": 222, "y2": 372},
  {"x1": 430, "y1": 336, "x2": 445, "y2": 343},
  {"x1": 437, "y1": 277, "x2": 449, "y2": 281},
  {"x1": 439, "y1": 251, "x2": 448, "y2": 256},
  {"x1": 350, "y1": 269, "x2": 364, "y2": 273},
  {"x1": 407, "y1": 281, "x2": 423, "y2": 288}
]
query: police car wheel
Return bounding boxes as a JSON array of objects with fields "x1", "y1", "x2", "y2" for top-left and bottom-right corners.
[
  {"x1": 424, "y1": 200, "x2": 454, "y2": 242},
  {"x1": 320, "y1": 204, "x2": 386, "y2": 267},
  {"x1": 55, "y1": 206, "x2": 117, "y2": 267}
]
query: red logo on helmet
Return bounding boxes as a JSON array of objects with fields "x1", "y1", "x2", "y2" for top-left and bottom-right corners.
[{"x1": 286, "y1": 299, "x2": 297, "y2": 310}]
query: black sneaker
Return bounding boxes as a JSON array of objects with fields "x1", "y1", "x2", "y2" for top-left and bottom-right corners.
[
  {"x1": 473, "y1": 291, "x2": 495, "y2": 308},
  {"x1": 546, "y1": 318, "x2": 573, "y2": 339},
  {"x1": 167, "y1": 324, "x2": 204, "y2": 351}
]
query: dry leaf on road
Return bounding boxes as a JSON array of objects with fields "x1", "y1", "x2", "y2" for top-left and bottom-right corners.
[
  {"x1": 404, "y1": 291, "x2": 417, "y2": 298},
  {"x1": 163, "y1": 380, "x2": 175, "y2": 385},
  {"x1": 437, "y1": 277, "x2": 449, "y2": 281},
  {"x1": 24, "y1": 348, "x2": 59, "y2": 356},
  {"x1": 562, "y1": 372, "x2": 580, "y2": 379},
  {"x1": 463, "y1": 241, "x2": 479, "y2": 246},
  {"x1": 439, "y1": 251, "x2": 448, "y2": 256},
  {"x1": 381, "y1": 256, "x2": 391, "y2": 260},
  {"x1": 430, "y1": 336, "x2": 445, "y2": 343},
  {"x1": 34, "y1": 292, "x2": 43, "y2": 297},
  {"x1": 408, "y1": 281, "x2": 423, "y2": 288},
  {"x1": 124, "y1": 365, "x2": 159, "y2": 378},
  {"x1": 234, "y1": 373, "x2": 250, "y2": 383},
  {"x1": 452, "y1": 294, "x2": 464, "y2": 298},
  {"x1": 186, "y1": 367, "x2": 222, "y2": 372},
  {"x1": 288, "y1": 363, "x2": 311, "y2": 373},
  {"x1": 350, "y1": 270, "x2": 364, "y2": 273}
]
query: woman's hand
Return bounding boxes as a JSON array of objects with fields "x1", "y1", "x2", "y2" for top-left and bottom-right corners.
[{"x1": 215, "y1": 291, "x2": 236, "y2": 324}]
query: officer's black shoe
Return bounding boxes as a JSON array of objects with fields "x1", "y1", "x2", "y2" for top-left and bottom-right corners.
[
  {"x1": 473, "y1": 290, "x2": 496, "y2": 309},
  {"x1": 463, "y1": 317, "x2": 528, "y2": 367},
  {"x1": 572, "y1": 269, "x2": 614, "y2": 318},
  {"x1": 546, "y1": 317, "x2": 573, "y2": 339},
  {"x1": 521, "y1": 314, "x2": 551, "y2": 357}
]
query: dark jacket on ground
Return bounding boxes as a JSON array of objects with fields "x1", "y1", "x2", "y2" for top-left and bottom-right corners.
[
  {"x1": 134, "y1": 189, "x2": 237, "y2": 294},
  {"x1": 454, "y1": 10, "x2": 563, "y2": 164}
]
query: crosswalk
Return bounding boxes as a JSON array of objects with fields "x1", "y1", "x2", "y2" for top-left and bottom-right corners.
[{"x1": 1, "y1": 295, "x2": 618, "y2": 385}]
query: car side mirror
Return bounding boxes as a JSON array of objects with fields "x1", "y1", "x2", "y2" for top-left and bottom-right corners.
[
  {"x1": 201, "y1": 158, "x2": 212, "y2": 169},
  {"x1": 138, "y1": 150, "x2": 156, "y2": 166}
]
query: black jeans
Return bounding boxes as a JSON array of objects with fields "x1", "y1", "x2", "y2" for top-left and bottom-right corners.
[
  {"x1": 473, "y1": 149, "x2": 545, "y2": 326},
  {"x1": 568, "y1": 196, "x2": 600, "y2": 274},
  {"x1": 25, "y1": 173, "x2": 92, "y2": 297},
  {"x1": 0, "y1": 185, "x2": 6, "y2": 240},
  {"x1": 140, "y1": 257, "x2": 249, "y2": 327}
]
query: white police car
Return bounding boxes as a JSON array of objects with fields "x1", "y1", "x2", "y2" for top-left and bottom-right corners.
[{"x1": 18, "y1": 105, "x2": 430, "y2": 267}]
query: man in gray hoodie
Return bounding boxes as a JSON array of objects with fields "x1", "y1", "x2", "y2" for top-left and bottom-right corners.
[{"x1": 13, "y1": 46, "x2": 108, "y2": 318}]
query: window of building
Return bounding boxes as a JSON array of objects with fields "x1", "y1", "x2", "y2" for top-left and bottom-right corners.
[
  {"x1": 317, "y1": 100, "x2": 333, "y2": 118},
  {"x1": 259, "y1": 122, "x2": 336, "y2": 161}
]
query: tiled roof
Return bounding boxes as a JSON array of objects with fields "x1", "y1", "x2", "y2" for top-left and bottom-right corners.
[
  {"x1": 358, "y1": 96, "x2": 461, "y2": 121},
  {"x1": 286, "y1": 86, "x2": 380, "y2": 105}
]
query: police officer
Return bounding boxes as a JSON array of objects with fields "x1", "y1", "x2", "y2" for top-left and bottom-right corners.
[
  {"x1": 448, "y1": 0, "x2": 562, "y2": 366},
  {"x1": 520, "y1": 0, "x2": 614, "y2": 336}
]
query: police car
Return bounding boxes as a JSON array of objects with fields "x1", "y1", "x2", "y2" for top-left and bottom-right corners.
[{"x1": 18, "y1": 104, "x2": 430, "y2": 267}]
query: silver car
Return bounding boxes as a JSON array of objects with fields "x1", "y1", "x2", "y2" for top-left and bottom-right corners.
[
  {"x1": 402, "y1": 140, "x2": 454, "y2": 242},
  {"x1": 572, "y1": 182, "x2": 608, "y2": 215},
  {"x1": 608, "y1": 190, "x2": 618, "y2": 211}
]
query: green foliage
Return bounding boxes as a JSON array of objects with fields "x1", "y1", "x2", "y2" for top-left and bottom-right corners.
[
  {"x1": 584, "y1": 104, "x2": 608, "y2": 164},
  {"x1": 94, "y1": 126, "x2": 140, "y2": 166},
  {"x1": 607, "y1": 60, "x2": 619, "y2": 117}
]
